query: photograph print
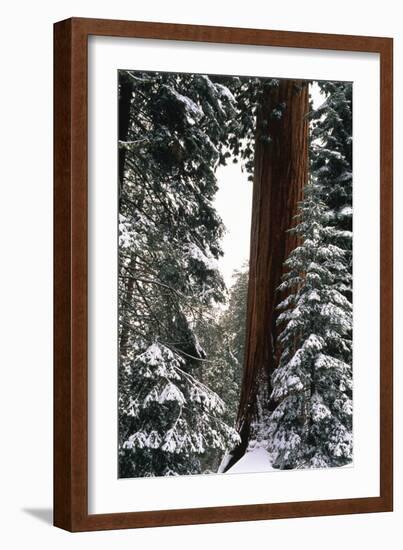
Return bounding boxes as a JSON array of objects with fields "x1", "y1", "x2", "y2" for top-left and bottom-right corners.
[{"x1": 117, "y1": 70, "x2": 353, "y2": 478}]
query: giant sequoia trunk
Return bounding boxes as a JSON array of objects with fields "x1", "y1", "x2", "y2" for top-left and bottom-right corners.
[{"x1": 225, "y1": 80, "x2": 309, "y2": 470}]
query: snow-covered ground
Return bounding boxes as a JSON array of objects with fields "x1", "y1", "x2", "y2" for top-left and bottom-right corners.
[
  {"x1": 226, "y1": 447, "x2": 275, "y2": 474},
  {"x1": 225, "y1": 447, "x2": 353, "y2": 474}
]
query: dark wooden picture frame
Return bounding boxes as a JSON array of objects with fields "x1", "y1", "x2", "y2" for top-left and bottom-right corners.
[{"x1": 54, "y1": 17, "x2": 393, "y2": 532}]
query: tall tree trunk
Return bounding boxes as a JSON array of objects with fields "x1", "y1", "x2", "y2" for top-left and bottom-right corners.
[
  {"x1": 225, "y1": 80, "x2": 309, "y2": 470},
  {"x1": 118, "y1": 73, "x2": 135, "y2": 358},
  {"x1": 118, "y1": 73, "x2": 133, "y2": 201}
]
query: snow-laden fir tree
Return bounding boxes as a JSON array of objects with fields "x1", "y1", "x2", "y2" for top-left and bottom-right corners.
[
  {"x1": 119, "y1": 342, "x2": 239, "y2": 477},
  {"x1": 267, "y1": 182, "x2": 353, "y2": 469},
  {"x1": 310, "y1": 82, "x2": 352, "y2": 276},
  {"x1": 118, "y1": 71, "x2": 245, "y2": 477}
]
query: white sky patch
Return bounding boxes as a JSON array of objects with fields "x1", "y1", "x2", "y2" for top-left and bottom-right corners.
[
  {"x1": 310, "y1": 81, "x2": 325, "y2": 109},
  {"x1": 213, "y1": 160, "x2": 253, "y2": 288}
]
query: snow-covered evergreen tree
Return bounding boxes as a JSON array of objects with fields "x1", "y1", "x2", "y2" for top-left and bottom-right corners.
[
  {"x1": 267, "y1": 183, "x2": 353, "y2": 469},
  {"x1": 118, "y1": 71, "x2": 245, "y2": 477},
  {"x1": 119, "y1": 342, "x2": 239, "y2": 477},
  {"x1": 310, "y1": 82, "x2": 352, "y2": 275}
]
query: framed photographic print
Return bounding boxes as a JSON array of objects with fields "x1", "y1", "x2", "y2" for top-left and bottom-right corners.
[{"x1": 54, "y1": 17, "x2": 393, "y2": 531}]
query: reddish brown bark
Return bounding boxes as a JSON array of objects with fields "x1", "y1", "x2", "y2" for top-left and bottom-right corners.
[{"x1": 227, "y1": 80, "x2": 309, "y2": 469}]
